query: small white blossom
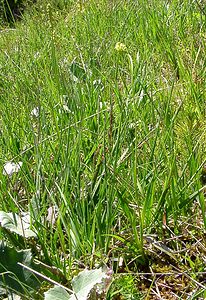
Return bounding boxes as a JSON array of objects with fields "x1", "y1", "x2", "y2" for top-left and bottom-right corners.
[
  {"x1": 147, "y1": 123, "x2": 153, "y2": 131},
  {"x1": 34, "y1": 51, "x2": 40, "y2": 59},
  {"x1": 62, "y1": 104, "x2": 71, "y2": 112},
  {"x1": 3, "y1": 161, "x2": 23, "y2": 176},
  {"x1": 139, "y1": 89, "x2": 145, "y2": 102},
  {"x1": 128, "y1": 120, "x2": 142, "y2": 130},
  {"x1": 31, "y1": 107, "x2": 39, "y2": 118},
  {"x1": 176, "y1": 98, "x2": 182, "y2": 106}
]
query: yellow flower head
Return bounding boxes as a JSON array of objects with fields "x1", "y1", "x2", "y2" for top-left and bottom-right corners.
[{"x1": 115, "y1": 42, "x2": 127, "y2": 52}]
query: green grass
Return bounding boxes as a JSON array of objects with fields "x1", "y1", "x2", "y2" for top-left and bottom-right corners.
[{"x1": 0, "y1": 0, "x2": 206, "y2": 298}]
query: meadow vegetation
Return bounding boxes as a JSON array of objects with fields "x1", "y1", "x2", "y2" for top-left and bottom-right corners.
[{"x1": 0, "y1": 0, "x2": 206, "y2": 299}]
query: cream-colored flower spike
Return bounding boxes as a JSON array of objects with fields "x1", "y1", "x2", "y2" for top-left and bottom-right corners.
[
  {"x1": 114, "y1": 42, "x2": 127, "y2": 52},
  {"x1": 30, "y1": 107, "x2": 39, "y2": 117}
]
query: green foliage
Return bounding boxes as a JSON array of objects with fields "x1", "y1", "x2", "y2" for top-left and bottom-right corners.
[
  {"x1": 44, "y1": 268, "x2": 111, "y2": 300},
  {"x1": 70, "y1": 60, "x2": 88, "y2": 81},
  {"x1": 0, "y1": 0, "x2": 205, "y2": 298},
  {"x1": 44, "y1": 286, "x2": 71, "y2": 300},
  {"x1": 0, "y1": 211, "x2": 36, "y2": 238},
  {"x1": 107, "y1": 275, "x2": 143, "y2": 300},
  {"x1": 0, "y1": 242, "x2": 40, "y2": 296}
]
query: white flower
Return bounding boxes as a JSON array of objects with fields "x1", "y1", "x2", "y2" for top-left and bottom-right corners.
[
  {"x1": 3, "y1": 161, "x2": 23, "y2": 176},
  {"x1": 31, "y1": 107, "x2": 39, "y2": 117},
  {"x1": 62, "y1": 104, "x2": 72, "y2": 113},
  {"x1": 34, "y1": 51, "x2": 40, "y2": 59}
]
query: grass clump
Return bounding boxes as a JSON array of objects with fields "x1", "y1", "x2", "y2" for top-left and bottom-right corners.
[{"x1": 0, "y1": 0, "x2": 205, "y2": 299}]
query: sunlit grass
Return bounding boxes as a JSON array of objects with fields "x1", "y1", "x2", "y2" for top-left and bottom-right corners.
[{"x1": 0, "y1": 0, "x2": 205, "y2": 298}]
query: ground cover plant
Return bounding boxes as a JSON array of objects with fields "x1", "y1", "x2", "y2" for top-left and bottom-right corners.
[{"x1": 0, "y1": 0, "x2": 206, "y2": 298}]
